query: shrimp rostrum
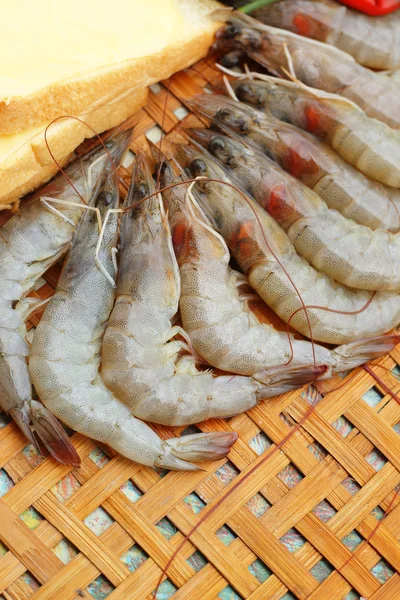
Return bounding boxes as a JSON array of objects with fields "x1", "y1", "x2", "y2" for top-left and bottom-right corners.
[
  {"x1": 0, "y1": 129, "x2": 131, "y2": 466},
  {"x1": 214, "y1": 10, "x2": 400, "y2": 129},
  {"x1": 230, "y1": 76, "x2": 400, "y2": 188},
  {"x1": 180, "y1": 136, "x2": 400, "y2": 348},
  {"x1": 29, "y1": 158, "x2": 237, "y2": 470},
  {"x1": 253, "y1": 0, "x2": 400, "y2": 70}
]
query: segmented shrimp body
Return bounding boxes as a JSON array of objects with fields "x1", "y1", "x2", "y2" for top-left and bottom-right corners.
[
  {"x1": 102, "y1": 156, "x2": 268, "y2": 425},
  {"x1": 163, "y1": 153, "x2": 326, "y2": 388},
  {"x1": 231, "y1": 77, "x2": 400, "y2": 188},
  {"x1": 183, "y1": 142, "x2": 400, "y2": 347},
  {"x1": 215, "y1": 11, "x2": 400, "y2": 129},
  {"x1": 189, "y1": 124, "x2": 400, "y2": 292},
  {"x1": 254, "y1": 0, "x2": 400, "y2": 70},
  {"x1": 0, "y1": 132, "x2": 129, "y2": 465},
  {"x1": 30, "y1": 162, "x2": 237, "y2": 470},
  {"x1": 191, "y1": 93, "x2": 400, "y2": 232}
]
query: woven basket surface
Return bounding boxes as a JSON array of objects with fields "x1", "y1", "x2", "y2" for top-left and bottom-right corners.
[{"x1": 0, "y1": 58, "x2": 400, "y2": 600}]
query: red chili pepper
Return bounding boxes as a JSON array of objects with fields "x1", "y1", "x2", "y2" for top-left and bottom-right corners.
[{"x1": 338, "y1": 0, "x2": 400, "y2": 16}]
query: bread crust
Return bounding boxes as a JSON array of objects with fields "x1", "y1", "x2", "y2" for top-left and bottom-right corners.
[
  {"x1": 0, "y1": 87, "x2": 148, "y2": 209},
  {"x1": 0, "y1": 18, "x2": 220, "y2": 134}
]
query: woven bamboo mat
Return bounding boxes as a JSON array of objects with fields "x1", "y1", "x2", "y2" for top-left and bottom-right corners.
[{"x1": 1, "y1": 58, "x2": 400, "y2": 600}]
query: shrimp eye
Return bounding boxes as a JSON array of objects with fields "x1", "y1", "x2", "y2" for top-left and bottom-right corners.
[
  {"x1": 157, "y1": 162, "x2": 168, "y2": 176},
  {"x1": 137, "y1": 183, "x2": 149, "y2": 199},
  {"x1": 217, "y1": 108, "x2": 232, "y2": 120},
  {"x1": 225, "y1": 25, "x2": 240, "y2": 38},
  {"x1": 236, "y1": 84, "x2": 251, "y2": 101},
  {"x1": 190, "y1": 159, "x2": 207, "y2": 175},
  {"x1": 103, "y1": 191, "x2": 114, "y2": 206},
  {"x1": 209, "y1": 137, "x2": 226, "y2": 154},
  {"x1": 221, "y1": 51, "x2": 241, "y2": 68},
  {"x1": 237, "y1": 118, "x2": 249, "y2": 133}
]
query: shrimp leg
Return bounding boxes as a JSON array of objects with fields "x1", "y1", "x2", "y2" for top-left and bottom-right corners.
[
  {"x1": 180, "y1": 142, "x2": 400, "y2": 346},
  {"x1": 0, "y1": 130, "x2": 131, "y2": 466},
  {"x1": 30, "y1": 159, "x2": 237, "y2": 470}
]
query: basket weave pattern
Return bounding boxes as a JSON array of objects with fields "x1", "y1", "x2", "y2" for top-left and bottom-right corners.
[{"x1": 0, "y1": 59, "x2": 399, "y2": 600}]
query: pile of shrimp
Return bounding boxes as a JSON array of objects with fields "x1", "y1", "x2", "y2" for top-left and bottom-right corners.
[
  {"x1": 1, "y1": 7, "x2": 400, "y2": 474},
  {"x1": 0, "y1": 13, "x2": 397, "y2": 596},
  {"x1": 0, "y1": 119, "x2": 397, "y2": 473}
]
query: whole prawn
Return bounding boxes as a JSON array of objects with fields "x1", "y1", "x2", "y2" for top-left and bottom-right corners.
[
  {"x1": 102, "y1": 155, "x2": 271, "y2": 424},
  {"x1": 0, "y1": 130, "x2": 130, "y2": 465},
  {"x1": 189, "y1": 122, "x2": 400, "y2": 292},
  {"x1": 214, "y1": 10, "x2": 400, "y2": 129},
  {"x1": 29, "y1": 158, "x2": 237, "y2": 470},
  {"x1": 162, "y1": 154, "x2": 327, "y2": 387},
  {"x1": 230, "y1": 76, "x2": 400, "y2": 188},
  {"x1": 253, "y1": 0, "x2": 400, "y2": 70},
  {"x1": 190, "y1": 92, "x2": 400, "y2": 232},
  {"x1": 181, "y1": 141, "x2": 400, "y2": 346}
]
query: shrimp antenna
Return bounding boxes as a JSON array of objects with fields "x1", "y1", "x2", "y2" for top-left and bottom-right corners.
[
  {"x1": 282, "y1": 43, "x2": 297, "y2": 80},
  {"x1": 223, "y1": 74, "x2": 240, "y2": 101},
  {"x1": 44, "y1": 115, "x2": 122, "y2": 204}
]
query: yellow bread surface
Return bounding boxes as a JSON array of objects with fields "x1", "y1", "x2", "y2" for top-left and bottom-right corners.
[
  {"x1": 0, "y1": 0, "x2": 222, "y2": 134},
  {"x1": 0, "y1": 87, "x2": 148, "y2": 209}
]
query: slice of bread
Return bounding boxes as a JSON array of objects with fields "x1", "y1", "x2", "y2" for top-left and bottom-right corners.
[
  {"x1": 0, "y1": 0, "x2": 222, "y2": 134},
  {"x1": 0, "y1": 87, "x2": 148, "y2": 209}
]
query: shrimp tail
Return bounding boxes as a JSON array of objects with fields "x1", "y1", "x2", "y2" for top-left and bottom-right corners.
[
  {"x1": 9, "y1": 405, "x2": 42, "y2": 451},
  {"x1": 156, "y1": 432, "x2": 238, "y2": 471},
  {"x1": 333, "y1": 334, "x2": 400, "y2": 373},
  {"x1": 29, "y1": 400, "x2": 81, "y2": 467},
  {"x1": 255, "y1": 363, "x2": 328, "y2": 388}
]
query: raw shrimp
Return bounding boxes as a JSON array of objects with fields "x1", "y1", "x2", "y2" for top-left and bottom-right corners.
[
  {"x1": 0, "y1": 130, "x2": 130, "y2": 465},
  {"x1": 214, "y1": 10, "x2": 400, "y2": 129},
  {"x1": 181, "y1": 139, "x2": 400, "y2": 345},
  {"x1": 102, "y1": 155, "x2": 271, "y2": 424},
  {"x1": 253, "y1": 0, "x2": 400, "y2": 70},
  {"x1": 189, "y1": 125, "x2": 400, "y2": 291},
  {"x1": 161, "y1": 153, "x2": 326, "y2": 387},
  {"x1": 29, "y1": 160, "x2": 237, "y2": 470},
  {"x1": 190, "y1": 93, "x2": 400, "y2": 232},
  {"x1": 230, "y1": 76, "x2": 400, "y2": 187}
]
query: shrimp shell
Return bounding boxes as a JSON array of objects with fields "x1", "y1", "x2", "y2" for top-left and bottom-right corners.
[
  {"x1": 254, "y1": 0, "x2": 400, "y2": 70},
  {"x1": 214, "y1": 10, "x2": 400, "y2": 129},
  {"x1": 183, "y1": 134, "x2": 400, "y2": 345}
]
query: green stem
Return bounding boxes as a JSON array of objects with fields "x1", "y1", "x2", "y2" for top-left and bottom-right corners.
[{"x1": 239, "y1": 0, "x2": 280, "y2": 13}]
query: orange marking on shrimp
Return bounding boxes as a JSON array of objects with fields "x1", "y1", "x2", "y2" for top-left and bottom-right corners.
[
  {"x1": 305, "y1": 105, "x2": 322, "y2": 134},
  {"x1": 171, "y1": 220, "x2": 196, "y2": 265},
  {"x1": 293, "y1": 14, "x2": 312, "y2": 37},
  {"x1": 232, "y1": 220, "x2": 256, "y2": 258},
  {"x1": 264, "y1": 184, "x2": 299, "y2": 227},
  {"x1": 282, "y1": 136, "x2": 320, "y2": 178}
]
